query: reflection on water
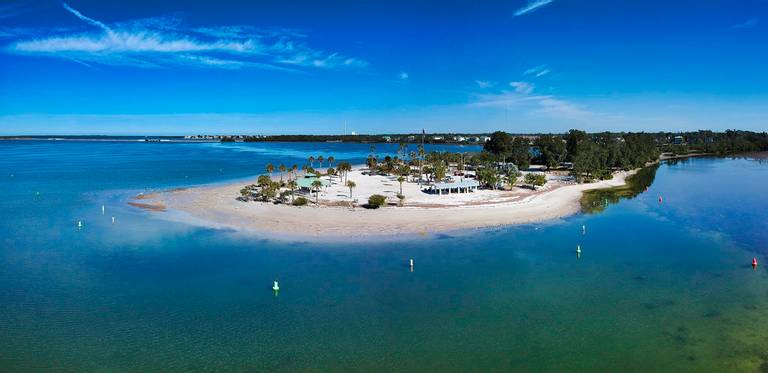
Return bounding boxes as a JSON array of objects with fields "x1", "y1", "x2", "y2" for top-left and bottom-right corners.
[{"x1": 580, "y1": 164, "x2": 659, "y2": 214}]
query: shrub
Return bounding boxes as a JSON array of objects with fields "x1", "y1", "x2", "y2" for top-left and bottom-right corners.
[
  {"x1": 292, "y1": 197, "x2": 309, "y2": 206},
  {"x1": 366, "y1": 194, "x2": 387, "y2": 209},
  {"x1": 524, "y1": 173, "x2": 547, "y2": 188}
]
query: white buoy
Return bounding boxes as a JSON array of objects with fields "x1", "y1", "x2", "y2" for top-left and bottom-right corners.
[
  {"x1": 111, "y1": 216, "x2": 115, "y2": 224},
  {"x1": 409, "y1": 258, "x2": 414, "y2": 272},
  {"x1": 77, "y1": 220, "x2": 83, "y2": 229},
  {"x1": 576, "y1": 245, "x2": 581, "y2": 254},
  {"x1": 101, "y1": 205, "x2": 105, "y2": 214},
  {"x1": 272, "y1": 280, "x2": 280, "y2": 291},
  {"x1": 582, "y1": 224, "x2": 586, "y2": 234}
]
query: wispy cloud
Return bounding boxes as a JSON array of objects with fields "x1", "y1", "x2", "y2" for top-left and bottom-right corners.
[
  {"x1": 475, "y1": 80, "x2": 495, "y2": 88},
  {"x1": 514, "y1": 0, "x2": 555, "y2": 17},
  {"x1": 732, "y1": 18, "x2": 758, "y2": 29},
  {"x1": 524, "y1": 65, "x2": 550, "y2": 77},
  {"x1": 510, "y1": 81, "x2": 534, "y2": 94},
  {"x1": 471, "y1": 79, "x2": 593, "y2": 121},
  {"x1": 5, "y1": 3, "x2": 367, "y2": 71}
]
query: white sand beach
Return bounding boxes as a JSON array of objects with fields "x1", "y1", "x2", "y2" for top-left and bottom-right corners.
[{"x1": 133, "y1": 166, "x2": 634, "y2": 239}]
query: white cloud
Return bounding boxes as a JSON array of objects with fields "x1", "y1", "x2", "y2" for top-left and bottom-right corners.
[
  {"x1": 475, "y1": 80, "x2": 494, "y2": 88},
  {"x1": 514, "y1": 0, "x2": 555, "y2": 17},
  {"x1": 6, "y1": 3, "x2": 367, "y2": 71},
  {"x1": 399, "y1": 71, "x2": 409, "y2": 80},
  {"x1": 471, "y1": 78, "x2": 594, "y2": 122},
  {"x1": 732, "y1": 18, "x2": 758, "y2": 29},
  {"x1": 510, "y1": 81, "x2": 534, "y2": 94},
  {"x1": 524, "y1": 65, "x2": 550, "y2": 77},
  {"x1": 62, "y1": 2, "x2": 111, "y2": 33}
]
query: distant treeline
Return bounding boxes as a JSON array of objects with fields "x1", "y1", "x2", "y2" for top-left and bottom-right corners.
[
  {"x1": 238, "y1": 134, "x2": 491, "y2": 144},
  {"x1": 483, "y1": 129, "x2": 768, "y2": 182},
  {"x1": 658, "y1": 130, "x2": 768, "y2": 155}
]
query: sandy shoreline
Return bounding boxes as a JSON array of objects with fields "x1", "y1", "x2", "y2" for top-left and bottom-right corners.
[{"x1": 132, "y1": 167, "x2": 635, "y2": 240}]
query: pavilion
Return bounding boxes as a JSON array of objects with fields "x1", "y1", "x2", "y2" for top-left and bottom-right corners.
[
  {"x1": 427, "y1": 179, "x2": 480, "y2": 195},
  {"x1": 297, "y1": 176, "x2": 331, "y2": 191}
]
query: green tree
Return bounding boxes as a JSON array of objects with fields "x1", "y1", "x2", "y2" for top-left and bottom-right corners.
[
  {"x1": 535, "y1": 135, "x2": 567, "y2": 170},
  {"x1": 287, "y1": 180, "x2": 297, "y2": 203},
  {"x1": 397, "y1": 176, "x2": 405, "y2": 195},
  {"x1": 346, "y1": 180, "x2": 356, "y2": 198},
  {"x1": 366, "y1": 155, "x2": 378, "y2": 171},
  {"x1": 278, "y1": 164, "x2": 286, "y2": 183},
  {"x1": 510, "y1": 137, "x2": 532, "y2": 170},
  {"x1": 432, "y1": 161, "x2": 447, "y2": 182},
  {"x1": 308, "y1": 156, "x2": 315, "y2": 168},
  {"x1": 266, "y1": 163, "x2": 275, "y2": 178},
  {"x1": 483, "y1": 131, "x2": 513, "y2": 158},
  {"x1": 504, "y1": 169, "x2": 518, "y2": 189},
  {"x1": 477, "y1": 168, "x2": 499, "y2": 189},
  {"x1": 417, "y1": 145, "x2": 426, "y2": 183},
  {"x1": 565, "y1": 129, "x2": 589, "y2": 161},
  {"x1": 327, "y1": 156, "x2": 335, "y2": 168},
  {"x1": 311, "y1": 179, "x2": 323, "y2": 205},
  {"x1": 257, "y1": 174, "x2": 271, "y2": 187},
  {"x1": 337, "y1": 161, "x2": 351, "y2": 182},
  {"x1": 239, "y1": 187, "x2": 251, "y2": 201}
]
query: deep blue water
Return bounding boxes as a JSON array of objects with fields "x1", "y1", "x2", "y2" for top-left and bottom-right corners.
[{"x1": 1, "y1": 141, "x2": 767, "y2": 372}]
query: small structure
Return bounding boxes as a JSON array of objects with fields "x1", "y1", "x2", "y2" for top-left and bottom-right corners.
[
  {"x1": 427, "y1": 179, "x2": 480, "y2": 195},
  {"x1": 297, "y1": 176, "x2": 331, "y2": 191}
]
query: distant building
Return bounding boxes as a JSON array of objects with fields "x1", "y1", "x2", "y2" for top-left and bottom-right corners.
[
  {"x1": 673, "y1": 135, "x2": 684, "y2": 145},
  {"x1": 481, "y1": 136, "x2": 491, "y2": 142}
]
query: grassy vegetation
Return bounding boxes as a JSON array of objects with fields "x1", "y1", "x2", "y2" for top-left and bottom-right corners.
[{"x1": 580, "y1": 164, "x2": 659, "y2": 214}]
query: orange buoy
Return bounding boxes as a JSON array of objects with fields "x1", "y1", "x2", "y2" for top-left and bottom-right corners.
[{"x1": 753, "y1": 258, "x2": 758, "y2": 268}]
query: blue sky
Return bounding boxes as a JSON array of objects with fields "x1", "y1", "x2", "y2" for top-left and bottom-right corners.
[{"x1": 0, "y1": 0, "x2": 766, "y2": 135}]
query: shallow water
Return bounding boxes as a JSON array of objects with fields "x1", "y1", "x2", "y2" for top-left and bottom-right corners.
[{"x1": 1, "y1": 141, "x2": 767, "y2": 372}]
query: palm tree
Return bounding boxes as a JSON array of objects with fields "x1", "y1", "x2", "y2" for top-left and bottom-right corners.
[
  {"x1": 266, "y1": 163, "x2": 275, "y2": 178},
  {"x1": 291, "y1": 164, "x2": 298, "y2": 180},
  {"x1": 398, "y1": 143, "x2": 407, "y2": 160},
  {"x1": 337, "y1": 161, "x2": 352, "y2": 183},
  {"x1": 366, "y1": 155, "x2": 377, "y2": 172},
  {"x1": 327, "y1": 156, "x2": 335, "y2": 168},
  {"x1": 287, "y1": 180, "x2": 298, "y2": 203},
  {"x1": 301, "y1": 164, "x2": 308, "y2": 176},
  {"x1": 278, "y1": 164, "x2": 286, "y2": 183},
  {"x1": 317, "y1": 155, "x2": 325, "y2": 169},
  {"x1": 346, "y1": 180, "x2": 356, "y2": 198},
  {"x1": 398, "y1": 164, "x2": 410, "y2": 181},
  {"x1": 397, "y1": 176, "x2": 405, "y2": 195},
  {"x1": 308, "y1": 156, "x2": 315, "y2": 168},
  {"x1": 327, "y1": 167, "x2": 336, "y2": 182},
  {"x1": 418, "y1": 145, "x2": 426, "y2": 184},
  {"x1": 311, "y1": 179, "x2": 323, "y2": 205}
]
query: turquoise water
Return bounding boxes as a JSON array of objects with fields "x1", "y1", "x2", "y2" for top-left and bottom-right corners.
[{"x1": 1, "y1": 142, "x2": 767, "y2": 372}]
